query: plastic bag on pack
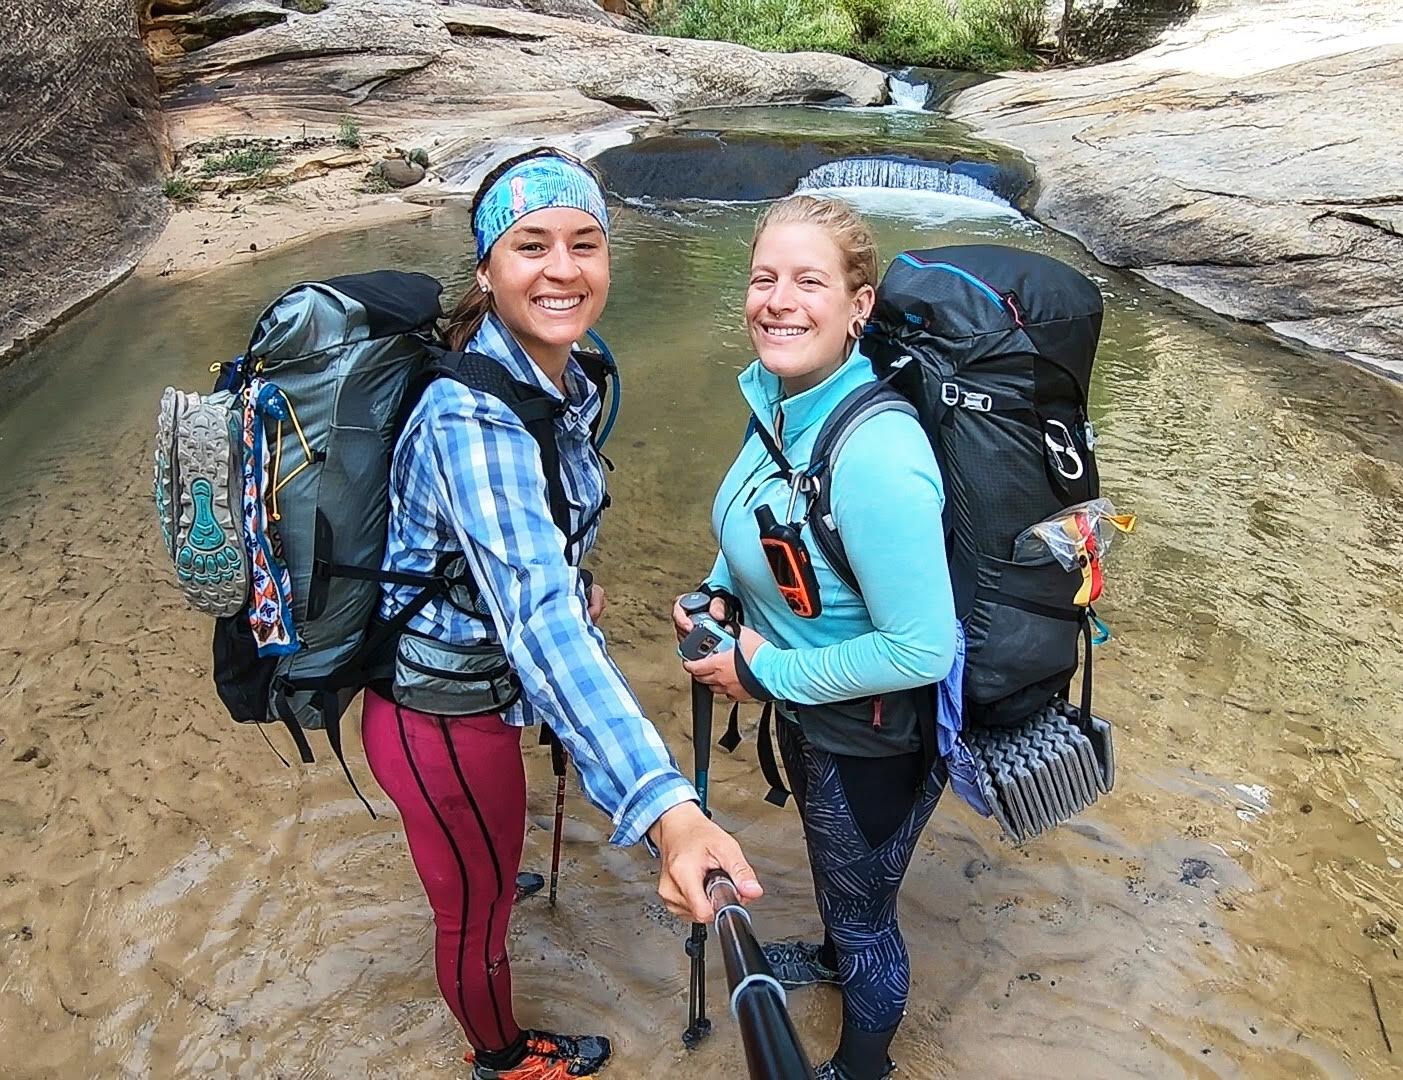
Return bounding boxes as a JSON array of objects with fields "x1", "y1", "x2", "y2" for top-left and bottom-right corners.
[{"x1": 1012, "y1": 498, "x2": 1136, "y2": 572}]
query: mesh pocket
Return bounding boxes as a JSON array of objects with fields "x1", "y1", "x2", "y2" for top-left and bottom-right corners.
[
  {"x1": 212, "y1": 615, "x2": 276, "y2": 724},
  {"x1": 964, "y1": 554, "x2": 1082, "y2": 726}
]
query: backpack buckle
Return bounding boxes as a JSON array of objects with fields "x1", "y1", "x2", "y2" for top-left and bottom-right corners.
[
  {"x1": 941, "y1": 381, "x2": 960, "y2": 406},
  {"x1": 961, "y1": 392, "x2": 993, "y2": 412}
]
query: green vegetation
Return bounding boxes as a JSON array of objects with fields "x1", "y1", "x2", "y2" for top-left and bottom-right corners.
[
  {"x1": 162, "y1": 177, "x2": 197, "y2": 204},
  {"x1": 198, "y1": 146, "x2": 283, "y2": 178},
  {"x1": 361, "y1": 171, "x2": 393, "y2": 194},
  {"x1": 282, "y1": 0, "x2": 329, "y2": 12},
  {"x1": 655, "y1": 0, "x2": 1046, "y2": 71},
  {"x1": 335, "y1": 114, "x2": 363, "y2": 149}
]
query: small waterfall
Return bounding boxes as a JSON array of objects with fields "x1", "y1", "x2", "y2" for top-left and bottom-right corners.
[
  {"x1": 796, "y1": 158, "x2": 1011, "y2": 208},
  {"x1": 886, "y1": 71, "x2": 929, "y2": 111}
]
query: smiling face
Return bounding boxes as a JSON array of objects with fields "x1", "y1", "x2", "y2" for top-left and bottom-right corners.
[
  {"x1": 476, "y1": 206, "x2": 609, "y2": 366},
  {"x1": 746, "y1": 221, "x2": 875, "y2": 395}
]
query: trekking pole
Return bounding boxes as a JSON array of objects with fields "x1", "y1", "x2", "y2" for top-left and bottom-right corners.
[
  {"x1": 547, "y1": 729, "x2": 567, "y2": 906},
  {"x1": 682, "y1": 676, "x2": 714, "y2": 1049},
  {"x1": 705, "y1": 870, "x2": 816, "y2": 1080}
]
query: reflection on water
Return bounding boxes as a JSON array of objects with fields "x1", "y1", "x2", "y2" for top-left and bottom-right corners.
[
  {"x1": 673, "y1": 105, "x2": 1006, "y2": 159},
  {"x1": 1, "y1": 187, "x2": 1401, "y2": 1079}
]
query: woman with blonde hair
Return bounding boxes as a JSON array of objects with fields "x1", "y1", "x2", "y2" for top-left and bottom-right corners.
[{"x1": 675, "y1": 195, "x2": 959, "y2": 1080}]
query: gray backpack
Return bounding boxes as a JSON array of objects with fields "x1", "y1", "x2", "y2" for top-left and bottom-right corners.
[
  {"x1": 158, "y1": 270, "x2": 616, "y2": 801},
  {"x1": 208, "y1": 272, "x2": 446, "y2": 745}
]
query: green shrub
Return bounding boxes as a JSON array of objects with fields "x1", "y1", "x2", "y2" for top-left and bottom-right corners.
[
  {"x1": 335, "y1": 114, "x2": 362, "y2": 149},
  {"x1": 657, "y1": 0, "x2": 1044, "y2": 71},
  {"x1": 361, "y1": 171, "x2": 392, "y2": 194},
  {"x1": 838, "y1": 0, "x2": 889, "y2": 42},
  {"x1": 658, "y1": 0, "x2": 853, "y2": 55},
  {"x1": 199, "y1": 147, "x2": 283, "y2": 177},
  {"x1": 282, "y1": 0, "x2": 328, "y2": 11},
  {"x1": 162, "y1": 176, "x2": 197, "y2": 203}
]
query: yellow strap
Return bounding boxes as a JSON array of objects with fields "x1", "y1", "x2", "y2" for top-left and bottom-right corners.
[
  {"x1": 269, "y1": 399, "x2": 317, "y2": 516},
  {"x1": 270, "y1": 420, "x2": 283, "y2": 521}
]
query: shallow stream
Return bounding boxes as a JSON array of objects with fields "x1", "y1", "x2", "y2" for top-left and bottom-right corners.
[{"x1": 1, "y1": 108, "x2": 1400, "y2": 1078}]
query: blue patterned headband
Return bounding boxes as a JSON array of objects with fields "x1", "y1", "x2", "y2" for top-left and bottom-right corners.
[{"x1": 472, "y1": 153, "x2": 609, "y2": 258}]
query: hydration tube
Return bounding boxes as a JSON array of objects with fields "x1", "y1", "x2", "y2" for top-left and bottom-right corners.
[{"x1": 585, "y1": 327, "x2": 620, "y2": 450}]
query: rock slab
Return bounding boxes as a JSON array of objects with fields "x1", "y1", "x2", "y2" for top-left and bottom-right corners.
[
  {"x1": 1, "y1": 0, "x2": 169, "y2": 367},
  {"x1": 949, "y1": 0, "x2": 1403, "y2": 374}
]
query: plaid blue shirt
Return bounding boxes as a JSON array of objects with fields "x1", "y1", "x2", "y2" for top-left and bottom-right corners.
[{"x1": 380, "y1": 314, "x2": 696, "y2": 846}]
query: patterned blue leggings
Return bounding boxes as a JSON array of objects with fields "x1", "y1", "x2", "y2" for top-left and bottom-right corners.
[{"x1": 777, "y1": 719, "x2": 946, "y2": 1042}]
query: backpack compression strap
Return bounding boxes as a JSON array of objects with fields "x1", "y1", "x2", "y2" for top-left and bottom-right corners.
[{"x1": 571, "y1": 344, "x2": 618, "y2": 450}]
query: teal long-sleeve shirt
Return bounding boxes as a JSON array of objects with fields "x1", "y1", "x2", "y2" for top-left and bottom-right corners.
[{"x1": 707, "y1": 346, "x2": 958, "y2": 710}]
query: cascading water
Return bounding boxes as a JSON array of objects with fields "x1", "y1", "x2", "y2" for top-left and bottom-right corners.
[
  {"x1": 797, "y1": 157, "x2": 1011, "y2": 207},
  {"x1": 886, "y1": 71, "x2": 929, "y2": 111}
]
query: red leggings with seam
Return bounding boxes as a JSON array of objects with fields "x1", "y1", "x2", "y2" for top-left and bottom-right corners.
[{"x1": 362, "y1": 689, "x2": 526, "y2": 1051}]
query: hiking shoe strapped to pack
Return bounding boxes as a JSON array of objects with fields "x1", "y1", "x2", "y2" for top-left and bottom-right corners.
[
  {"x1": 155, "y1": 387, "x2": 249, "y2": 617},
  {"x1": 469, "y1": 1031, "x2": 611, "y2": 1079},
  {"x1": 761, "y1": 940, "x2": 842, "y2": 989}
]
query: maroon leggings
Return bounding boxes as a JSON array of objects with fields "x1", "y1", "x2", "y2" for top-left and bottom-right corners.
[{"x1": 362, "y1": 689, "x2": 526, "y2": 1051}]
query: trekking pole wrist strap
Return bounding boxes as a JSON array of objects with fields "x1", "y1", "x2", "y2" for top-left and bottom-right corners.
[
  {"x1": 699, "y1": 583, "x2": 744, "y2": 630},
  {"x1": 733, "y1": 647, "x2": 774, "y2": 703}
]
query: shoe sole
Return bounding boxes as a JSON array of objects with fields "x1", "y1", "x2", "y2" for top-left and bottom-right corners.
[{"x1": 158, "y1": 388, "x2": 248, "y2": 616}]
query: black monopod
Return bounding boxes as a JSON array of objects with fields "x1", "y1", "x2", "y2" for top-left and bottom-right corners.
[{"x1": 704, "y1": 869, "x2": 817, "y2": 1080}]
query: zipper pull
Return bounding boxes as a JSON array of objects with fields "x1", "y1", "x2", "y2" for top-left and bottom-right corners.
[{"x1": 1003, "y1": 290, "x2": 1025, "y2": 328}]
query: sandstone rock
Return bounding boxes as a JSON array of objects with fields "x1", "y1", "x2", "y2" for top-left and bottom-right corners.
[
  {"x1": 185, "y1": 0, "x2": 288, "y2": 45},
  {"x1": 949, "y1": 0, "x2": 1403, "y2": 373},
  {"x1": 155, "y1": 1, "x2": 885, "y2": 123},
  {"x1": 465, "y1": 0, "x2": 633, "y2": 29},
  {"x1": 1, "y1": 0, "x2": 168, "y2": 368},
  {"x1": 373, "y1": 157, "x2": 426, "y2": 188}
]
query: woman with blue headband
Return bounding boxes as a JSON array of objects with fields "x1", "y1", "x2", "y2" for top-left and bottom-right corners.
[{"x1": 363, "y1": 148, "x2": 763, "y2": 1080}]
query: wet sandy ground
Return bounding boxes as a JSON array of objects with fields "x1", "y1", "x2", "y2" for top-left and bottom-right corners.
[{"x1": 2, "y1": 212, "x2": 1401, "y2": 1079}]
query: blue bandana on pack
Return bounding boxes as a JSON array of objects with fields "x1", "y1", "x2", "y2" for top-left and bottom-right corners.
[{"x1": 473, "y1": 154, "x2": 609, "y2": 258}]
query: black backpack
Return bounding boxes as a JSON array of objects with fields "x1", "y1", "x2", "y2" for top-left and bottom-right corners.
[{"x1": 809, "y1": 244, "x2": 1104, "y2": 729}]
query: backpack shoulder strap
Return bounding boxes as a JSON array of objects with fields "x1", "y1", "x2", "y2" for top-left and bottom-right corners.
[
  {"x1": 570, "y1": 345, "x2": 617, "y2": 444},
  {"x1": 808, "y1": 382, "x2": 916, "y2": 595},
  {"x1": 433, "y1": 350, "x2": 574, "y2": 547}
]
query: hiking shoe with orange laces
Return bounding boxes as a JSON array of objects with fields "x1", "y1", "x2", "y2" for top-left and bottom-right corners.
[{"x1": 469, "y1": 1030, "x2": 611, "y2": 1079}]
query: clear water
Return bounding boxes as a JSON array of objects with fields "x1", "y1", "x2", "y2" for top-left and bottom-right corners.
[{"x1": 2, "y1": 179, "x2": 1401, "y2": 1078}]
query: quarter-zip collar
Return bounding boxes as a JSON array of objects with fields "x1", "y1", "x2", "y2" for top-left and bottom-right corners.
[
  {"x1": 737, "y1": 344, "x2": 873, "y2": 453},
  {"x1": 468, "y1": 312, "x2": 600, "y2": 436}
]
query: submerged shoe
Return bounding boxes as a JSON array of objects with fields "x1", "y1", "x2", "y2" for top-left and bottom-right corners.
[
  {"x1": 815, "y1": 1057, "x2": 897, "y2": 1079},
  {"x1": 469, "y1": 1031, "x2": 611, "y2": 1079},
  {"x1": 513, "y1": 872, "x2": 546, "y2": 902},
  {"x1": 761, "y1": 940, "x2": 842, "y2": 989}
]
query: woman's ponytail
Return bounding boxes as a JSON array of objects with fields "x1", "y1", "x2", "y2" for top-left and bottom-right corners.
[{"x1": 444, "y1": 282, "x2": 493, "y2": 351}]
